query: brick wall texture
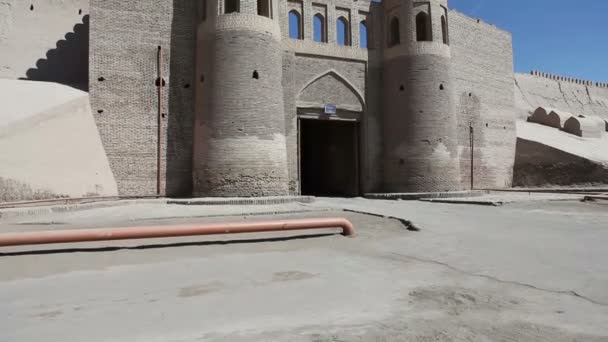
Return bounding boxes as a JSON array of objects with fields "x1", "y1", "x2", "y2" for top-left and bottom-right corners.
[
  {"x1": 450, "y1": 11, "x2": 517, "y2": 190},
  {"x1": 89, "y1": 0, "x2": 196, "y2": 196},
  {"x1": 193, "y1": 21, "x2": 290, "y2": 196},
  {"x1": 2, "y1": 0, "x2": 536, "y2": 196}
]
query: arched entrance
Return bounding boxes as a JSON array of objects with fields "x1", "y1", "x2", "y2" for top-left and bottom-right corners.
[{"x1": 296, "y1": 70, "x2": 364, "y2": 197}]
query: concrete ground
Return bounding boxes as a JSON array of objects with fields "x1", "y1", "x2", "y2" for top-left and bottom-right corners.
[{"x1": 1, "y1": 197, "x2": 607, "y2": 341}]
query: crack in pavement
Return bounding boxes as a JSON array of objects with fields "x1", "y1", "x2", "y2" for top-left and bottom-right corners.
[{"x1": 386, "y1": 252, "x2": 608, "y2": 307}]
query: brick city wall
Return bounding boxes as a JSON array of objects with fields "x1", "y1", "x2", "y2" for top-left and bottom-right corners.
[
  {"x1": 283, "y1": 53, "x2": 370, "y2": 193},
  {"x1": 515, "y1": 72, "x2": 608, "y2": 121},
  {"x1": 278, "y1": 0, "x2": 382, "y2": 193},
  {"x1": 0, "y1": 0, "x2": 89, "y2": 89},
  {"x1": 89, "y1": 0, "x2": 196, "y2": 196},
  {"x1": 381, "y1": 0, "x2": 462, "y2": 193},
  {"x1": 382, "y1": 54, "x2": 461, "y2": 192},
  {"x1": 450, "y1": 11, "x2": 516, "y2": 189},
  {"x1": 193, "y1": 24, "x2": 290, "y2": 196}
]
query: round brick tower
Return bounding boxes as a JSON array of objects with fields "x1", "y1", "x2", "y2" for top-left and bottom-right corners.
[
  {"x1": 193, "y1": 0, "x2": 290, "y2": 196},
  {"x1": 381, "y1": 0, "x2": 461, "y2": 192}
]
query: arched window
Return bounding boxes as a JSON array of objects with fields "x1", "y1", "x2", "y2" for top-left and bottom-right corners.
[
  {"x1": 288, "y1": 10, "x2": 302, "y2": 39},
  {"x1": 416, "y1": 12, "x2": 432, "y2": 41},
  {"x1": 225, "y1": 0, "x2": 239, "y2": 13},
  {"x1": 198, "y1": 0, "x2": 207, "y2": 22},
  {"x1": 389, "y1": 17, "x2": 399, "y2": 47},
  {"x1": 441, "y1": 15, "x2": 449, "y2": 45},
  {"x1": 336, "y1": 16, "x2": 350, "y2": 46},
  {"x1": 257, "y1": 0, "x2": 271, "y2": 18},
  {"x1": 313, "y1": 14, "x2": 326, "y2": 43},
  {"x1": 359, "y1": 20, "x2": 368, "y2": 49}
]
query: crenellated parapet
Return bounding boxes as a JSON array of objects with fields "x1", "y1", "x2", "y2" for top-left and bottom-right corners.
[{"x1": 529, "y1": 70, "x2": 608, "y2": 89}]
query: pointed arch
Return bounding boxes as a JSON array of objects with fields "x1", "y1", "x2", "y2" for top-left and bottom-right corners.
[
  {"x1": 313, "y1": 13, "x2": 326, "y2": 42},
  {"x1": 416, "y1": 12, "x2": 432, "y2": 41},
  {"x1": 336, "y1": 16, "x2": 350, "y2": 46},
  {"x1": 359, "y1": 20, "x2": 368, "y2": 48},
  {"x1": 441, "y1": 15, "x2": 448, "y2": 44},
  {"x1": 297, "y1": 69, "x2": 365, "y2": 110},
  {"x1": 389, "y1": 16, "x2": 400, "y2": 47},
  {"x1": 288, "y1": 10, "x2": 302, "y2": 39}
]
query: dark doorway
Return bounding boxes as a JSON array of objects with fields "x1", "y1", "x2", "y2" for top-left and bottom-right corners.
[{"x1": 300, "y1": 119, "x2": 359, "y2": 197}]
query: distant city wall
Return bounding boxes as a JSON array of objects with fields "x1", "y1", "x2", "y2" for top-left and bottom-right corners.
[
  {"x1": 0, "y1": 0, "x2": 90, "y2": 89},
  {"x1": 449, "y1": 11, "x2": 516, "y2": 189},
  {"x1": 515, "y1": 72, "x2": 608, "y2": 121}
]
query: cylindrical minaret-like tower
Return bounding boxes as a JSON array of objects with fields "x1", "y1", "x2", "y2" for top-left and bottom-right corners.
[
  {"x1": 381, "y1": 0, "x2": 461, "y2": 192},
  {"x1": 193, "y1": 0, "x2": 289, "y2": 196}
]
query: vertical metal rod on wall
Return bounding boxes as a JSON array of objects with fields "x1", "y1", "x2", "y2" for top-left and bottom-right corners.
[
  {"x1": 469, "y1": 124, "x2": 474, "y2": 190},
  {"x1": 157, "y1": 46, "x2": 163, "y2": 196}
]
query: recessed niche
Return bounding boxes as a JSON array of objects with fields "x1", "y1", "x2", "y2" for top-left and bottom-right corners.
[{"x1": 155, "y1": 78, "x2": 166, "y2": 87}]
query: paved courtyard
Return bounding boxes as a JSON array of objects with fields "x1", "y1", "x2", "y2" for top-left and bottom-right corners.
[{"x1": 1, "y1": 197, "x2": 607, "y2": 341}]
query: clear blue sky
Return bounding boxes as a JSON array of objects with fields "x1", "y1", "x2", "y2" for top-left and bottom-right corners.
[{"x1": 449, "y1": 0, "x2": 608, "y2": 81}]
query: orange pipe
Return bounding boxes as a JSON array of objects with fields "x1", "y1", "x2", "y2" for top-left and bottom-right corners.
[{"x1": 0, "y1": 218, "x2": 354, "y2": 247}]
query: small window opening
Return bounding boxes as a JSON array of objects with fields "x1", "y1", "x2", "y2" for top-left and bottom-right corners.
[
  {"x1": 257, "y1": 0, "x2": 271, "y2": 18},
  {"x1": 468, "y1": 92, "x2": 472, "y2": 97},
  {"x1": 30, "y1": 4, "x2": 34, "y2": 10},
  {"x1": 98, "y1": 77, "x2": 105, "y2": 82},
  {"x1": 225, "y1": 0, "x2": 239, "y2": 14},
  {"x1": 485, "y1": 123, "x2": 489, "y2": 127},
  {"x1": 200, "y1": 74, "x2": 205, "y2": 83},
  {"x1": 252, "y1": 70, "x2": 259, "y2": 79},
  {"x1": 288, "y1": 10, "x2": 302, "y2": 40},
  {"x1": 439, "y1": 84, "x2": 444, "y2": 90},
  {"x1": 359, "y1": 20, "x2": 368, "y2": 49},
  {"x1": 336, "y1": 16, "x2": 350, "y2": 46},
  {"x1": 184, "y1": 83, "x2": 191, "y2": 89},
  {"x1": 97, "y1": 109, "x2": 104, "y2": 114},
  {"x1": 199, "y1": 0, "x2": 207, "y2": 22},
  {"x1": 441, "y1": 15, "x2": 449, "y2": 45},
  {"x1": 78, "y1": 9, "x2": 82, "y2": 15},
  {"x1": 313, "y1": 14, "x2": 326, "y2": 43},
  {"x1": 389, "y1": 17, "x2": 400, "y2": 47},
  {"x1": 416, "y1": 12, "x2": 432, "y2": 42},
  {"x1": 399, "y1": 85, "x2": 404, "y2": 91}
]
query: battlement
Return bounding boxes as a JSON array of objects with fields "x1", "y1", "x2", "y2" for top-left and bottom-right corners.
[{"x1": 529, "y1": 70, "x2": 608, "y2": 89}]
